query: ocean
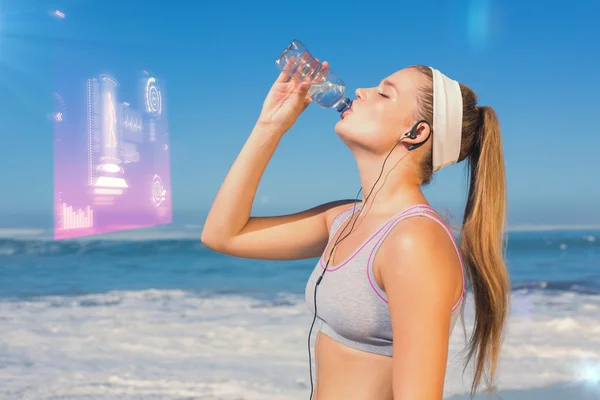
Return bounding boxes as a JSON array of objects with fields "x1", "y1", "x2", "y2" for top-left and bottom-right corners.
[{"x1": 1, "y1": 225, "x2": 599, "y2": 399}]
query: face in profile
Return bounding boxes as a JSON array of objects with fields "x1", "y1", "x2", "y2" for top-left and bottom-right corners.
[{"x1": 335, "y1": 68, "x2": 427, "y2": 155}]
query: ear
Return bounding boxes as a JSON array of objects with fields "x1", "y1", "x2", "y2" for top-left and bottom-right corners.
[{"x1": 404, "y1": 120, "x2": 432, "y2": 151}]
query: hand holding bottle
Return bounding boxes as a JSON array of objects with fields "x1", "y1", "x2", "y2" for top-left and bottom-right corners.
[{"x1": 257, "y1": 57, "x2": 329, "y2": 133}]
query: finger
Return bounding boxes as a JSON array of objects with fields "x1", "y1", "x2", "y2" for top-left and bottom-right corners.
[
  {"x1": 290, "y1": 81, "x2": 311, "y2": 103},
  {"x1": 299, "y1": 81, "x2": 312, "y2": 92},
  {"x1": 303, "y1": 95, "x2": 313, "y2": 110},
  {"x1": 276, "y1": 56, "x2": 296, "y2": 83},
  {"x1": 291, "y1": 81, "x2": 310, "y2": 97},
  {"x1": 276, "y1": 57, "x2": 295, "y2": 82},
  {"x1": 314, "y1": 58, "x2": 328, "y2": 76}
]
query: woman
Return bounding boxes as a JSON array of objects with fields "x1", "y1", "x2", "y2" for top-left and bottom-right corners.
[{"x1": 201, "y1": 61, "x2": 510, "y2": 399}]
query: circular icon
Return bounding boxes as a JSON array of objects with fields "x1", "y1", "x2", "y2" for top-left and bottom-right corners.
[
  {"x1": 151, "y1": 174, "x2": 166, "y2": 207},
  {"x1": 150, "y1": 87, "x2": 159, "y2": 108},
  {"x1": 145, "y1": 77, "x2": 162, "y2": 117}
]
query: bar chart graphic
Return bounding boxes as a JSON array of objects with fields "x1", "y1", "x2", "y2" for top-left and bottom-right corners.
[{"x1": 60, "y1": 203, "x2": 94, "y2": 230}]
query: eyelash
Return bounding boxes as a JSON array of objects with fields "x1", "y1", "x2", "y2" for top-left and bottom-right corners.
[{"x1": 378, "y1": 92, "x2": 389, "y2": 98}]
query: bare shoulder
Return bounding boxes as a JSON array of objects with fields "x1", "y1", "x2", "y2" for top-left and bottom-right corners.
[
  {"x1": 386, "y1": 214, "x2": 457, "y2": 253},
  {"x1": 376, "y1": 214, "x2": 461, "y2": 306}
]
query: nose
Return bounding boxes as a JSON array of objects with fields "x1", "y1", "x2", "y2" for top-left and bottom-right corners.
[{"x1": 355, "y1": 88, "x2": 365, "y2": 100}]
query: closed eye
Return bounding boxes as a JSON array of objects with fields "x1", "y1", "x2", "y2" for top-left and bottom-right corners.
[{"x1": 379, "y1": 92, "x2": 389, "y2": 98}]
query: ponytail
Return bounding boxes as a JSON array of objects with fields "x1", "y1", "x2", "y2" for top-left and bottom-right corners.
[
  {"x1": 410, "y1": 65, "x2": 511, "y2": 397},
  {"x1": 460, "y1": 106, "x2": 511, "y2": 397}
]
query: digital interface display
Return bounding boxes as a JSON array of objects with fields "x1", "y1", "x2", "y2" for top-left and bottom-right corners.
[{"x1": 53, "y1": 71, "x2": 171, "y2": 240}]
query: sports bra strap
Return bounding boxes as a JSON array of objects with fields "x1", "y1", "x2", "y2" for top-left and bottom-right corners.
[
  {"x1": 328, "y1": 203, "x2": 362, "y2": 237},
  {"x1": 366, "y1": 206, "x2": 466, "y2": 312}
]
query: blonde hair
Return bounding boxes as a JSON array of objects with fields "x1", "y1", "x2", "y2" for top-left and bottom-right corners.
[{"x1": 411, "y1": 65, "x2": 511, "y2": 398}]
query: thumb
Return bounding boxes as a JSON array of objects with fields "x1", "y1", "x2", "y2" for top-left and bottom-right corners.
[
  {"x1": 294, "y1": 81, "x2": 311, "y2": 101},
  {"x1": 300, "y1": 82, "x2": 312, "y2": 106},
  {"x1": 302, "y1": 90, "x2": 313, "y2": 110},
  {"x1": 299, "y1": 81, "x2": 312, "y2": 93}
]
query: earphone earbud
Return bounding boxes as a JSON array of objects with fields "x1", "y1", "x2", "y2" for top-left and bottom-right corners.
[
  {"x1": 408, "y1": 128, "x2": 418, "y2": 140},
  {"x1": 405, "y1": 119, "x2": 431, "y2": 151}
]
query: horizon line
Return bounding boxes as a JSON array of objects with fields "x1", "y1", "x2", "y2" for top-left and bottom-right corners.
[{"x1": 0, "y1": 223, "x2": 599, "y2": 241}]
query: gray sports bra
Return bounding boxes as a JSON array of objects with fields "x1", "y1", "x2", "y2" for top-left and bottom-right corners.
[{"x1": 305, "y1": 203, "x2": 466, "y2": 356}]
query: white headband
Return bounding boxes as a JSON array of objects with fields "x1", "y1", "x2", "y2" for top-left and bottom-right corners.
[{"x1": 429, "y1": 67, "x2": 463, "y2": 172}]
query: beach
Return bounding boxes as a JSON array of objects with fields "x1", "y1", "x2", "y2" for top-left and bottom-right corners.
[
  {"x1": 0, "y1": 226, "x2": 599, "y2": 399},
  {"x1": 448, "y1": 382, "x2": 598, "y2": 399}
]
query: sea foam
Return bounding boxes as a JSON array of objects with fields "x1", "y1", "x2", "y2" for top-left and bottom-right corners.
[{"x1": 1, "y1": 289, "x2": 599, "y2": 399}]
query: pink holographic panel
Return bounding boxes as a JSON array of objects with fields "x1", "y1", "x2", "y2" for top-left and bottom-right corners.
[{"x1": 53, "y1": 71, "x2": 171, "y2": 240}]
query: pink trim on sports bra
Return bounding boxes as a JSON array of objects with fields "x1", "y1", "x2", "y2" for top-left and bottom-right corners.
[
  {"x1": 365, "y1": 207, "x2": 467, "y2": 313},
  {"x1": 319, "y1": 204, "x2": 430, "y2": 272}
]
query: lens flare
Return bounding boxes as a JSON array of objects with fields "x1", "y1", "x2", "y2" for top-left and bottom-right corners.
[
  {"x1": 563, "y1": 359, "x2": 600, "y2": 396},
  {"x1": 578, "y1": 362, "x2": 600, "y2": 386},
  {"x1": 467, "y1": 0, "x2": 493, "y2": 50}
]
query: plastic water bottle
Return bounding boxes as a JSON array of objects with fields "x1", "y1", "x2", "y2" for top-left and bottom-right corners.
[{"x1": 275, "y1": 40, "x2": 352, "y2": 114}]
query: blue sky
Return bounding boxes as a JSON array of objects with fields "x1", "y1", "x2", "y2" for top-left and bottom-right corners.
[{"x1": 0, "y1": 0, "x2": 599, "y2": 229}]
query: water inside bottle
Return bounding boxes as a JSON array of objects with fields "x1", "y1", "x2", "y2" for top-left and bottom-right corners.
[{"x1": 308, "y1": 81, "x2": 345, "y2": 109}]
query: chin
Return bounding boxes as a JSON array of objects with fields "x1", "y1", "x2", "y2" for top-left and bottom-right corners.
[
  {"x1": 334, "y1": 118, "x2": 370, "y2": 151},
  {"x1": 335, "y1": 118, "x2": 395, "y2": 156},
  {"x1": 335, "y1": 113, "x2": 370, "y2": 136},
  {"x1": 334, "y1": 118, "x2": 354, "y2": 142}
]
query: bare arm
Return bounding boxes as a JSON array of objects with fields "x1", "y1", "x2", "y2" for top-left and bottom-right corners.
[
  {"x1": 201, "y1": 60, "x2": 355, "y2": 260},
  {"x1": 377, "y1": 217, "x2": 462, "y2": 399},
  {"x1": 205, "y1": 199, "x2": 356, "y2": 260},
  {"x1": 201, "y1": 121, "x2": 354, "y2": 259}
]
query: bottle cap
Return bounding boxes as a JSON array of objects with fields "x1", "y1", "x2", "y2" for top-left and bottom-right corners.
[{"x1": 336, "y1": 97, "x2": 352, "y2": 113}]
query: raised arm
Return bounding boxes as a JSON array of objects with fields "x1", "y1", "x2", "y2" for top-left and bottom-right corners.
[
  {"x1": 201, "y1": 61, "x2": 354, "y2": 260},
  {"x1": 203, "y1": 193, "x2": 355, "y2": 260}
]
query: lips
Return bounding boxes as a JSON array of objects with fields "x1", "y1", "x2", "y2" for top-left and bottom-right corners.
[{"x1": 340, "y1": 103, "x2": 353, "y2": 119}]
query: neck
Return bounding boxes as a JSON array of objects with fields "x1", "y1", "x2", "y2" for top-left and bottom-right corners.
[{"x1": 354, "y1": 151, "x2": 427, "y2": 216}]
